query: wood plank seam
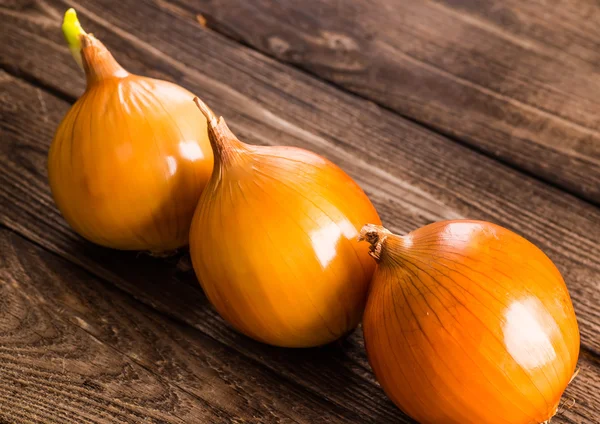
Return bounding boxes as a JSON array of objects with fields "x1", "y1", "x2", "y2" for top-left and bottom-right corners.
[
  {"x1": 191, "y1": 13, "x2": 600, "y2": 208},
  {"x1": 0, "y1": 64, "x2": 78, "y2": 105},
  {"x1": 157, "y1": 0, "x2": 600, "y2": 204},
  {"x1": 426, "y1": 1, "x2": 597, "y2": 78},
  {"x1": 5, "y1": 0, "x2": 598, "y2": 208}
]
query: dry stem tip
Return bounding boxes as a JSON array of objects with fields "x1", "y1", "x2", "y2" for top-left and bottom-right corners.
[
  {"x1": 193, "y1": 97, "x2": 245, "y2": 165},
  {"x1": 193, "y1": 97, "x2": 218, "y2": 126},
  {"x1": 358, "y1": 224, "x2": 392, "y2": 262}
]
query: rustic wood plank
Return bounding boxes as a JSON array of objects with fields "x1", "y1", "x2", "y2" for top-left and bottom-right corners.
[
  {"x1": 1, "y1": 2, "x2": 600, "y2": 422},
  {"x1": 438, "y1": 0, "x2": 600, "y2": 67},
  {"x1": 0, "y1": 235, "x2": 234, "y2": 424},
  {"x1": 2, "y1": 0, "x2": 599, "y2": 348},
  {"x1": 0, "y1": 228, "x2": 364, "y2": 424},
  {"x1": 166, "y1": 0, "x2": 600, "y2": 203}
]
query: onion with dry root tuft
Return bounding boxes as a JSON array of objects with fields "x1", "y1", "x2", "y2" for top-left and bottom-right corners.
[
  {"x1": 189, "y1": 98, "x2": 381, "y2": 348},
  {"x1": 359, "y1": 220, "x2": 580, "y2": 424},
  {"x1": 48, "y1": 9, "x2": 213, "y2": 252}
]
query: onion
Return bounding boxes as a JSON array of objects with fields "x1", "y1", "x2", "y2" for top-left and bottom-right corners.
[
  {"x1": 189, "y1": 98, "x2": 381, "y2": 347},
  {"x1": 48, "y1": 9, "x2": 213, "y2": 252},
  {"x1": 359, "y1": 221, "x2": 580, "y2": 424}
]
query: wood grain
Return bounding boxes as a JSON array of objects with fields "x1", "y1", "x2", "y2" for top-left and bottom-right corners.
[
  {"x1": 166, "y1": 0, "x2": 600, "y2": 203},
  {"x1": 1, "y1": 228, "x2": 365, "y2": 423},
  {"x1": 1, "y1": 0, "x2": 600, "y2": 422},
  {"x1": 0, "y1": 234, "x2": 233, "y2": 423},
  {"x1": 438, "y1": 0, "x2": 600, "y2": 67}
]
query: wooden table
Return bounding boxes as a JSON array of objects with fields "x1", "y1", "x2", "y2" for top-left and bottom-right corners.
[{"x1": 1, "y1": 0, "x2": 599, "y2": 422}]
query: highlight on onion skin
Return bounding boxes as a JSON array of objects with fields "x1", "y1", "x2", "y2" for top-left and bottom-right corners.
[
  {"x1": 188, "y1": 97, "x2": 381, "y2": 348},
  {"x1": 48, "y1": 9, "x2": 213, "y2": 252},
  {"x1": 359, "y1": 221, "x2": 580, "y2": 424}
]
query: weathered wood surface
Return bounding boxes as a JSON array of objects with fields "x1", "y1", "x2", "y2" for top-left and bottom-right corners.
[
  {"x1": 1, "y1": 0, "x2": 600, "y2": 422},
  {"x1": 1, "y1": 228, "x2": 364, "y2": 424},
  {"x1": 168, "y1": 0, "x2": 600, "y2": 203}
]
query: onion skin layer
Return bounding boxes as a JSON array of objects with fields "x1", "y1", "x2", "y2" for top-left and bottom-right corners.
[
  {"x1": 48, "y1": 25, "x2": 212, "y2": 251},
  {"x1": 361, "y1": 221, "x2": 580, "y2": 424},
  {"x1": 189, "y1": 99, "x2": 381, "y2": 348}
]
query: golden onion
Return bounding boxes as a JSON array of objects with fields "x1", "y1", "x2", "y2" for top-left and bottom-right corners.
[
  {"x1": 189, "y1": 98, "x2": 381, "y2": 347},
  {"x1": 48, "y1": 9, "x2": 212, "y2": 252},
  {"x1": 360, "y1": 221, "x2": 580, "y2": 424}
]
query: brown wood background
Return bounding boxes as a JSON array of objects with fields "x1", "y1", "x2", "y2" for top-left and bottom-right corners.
[{"x1": 1, "y1": 0, "x2": 599, "y2": 423}]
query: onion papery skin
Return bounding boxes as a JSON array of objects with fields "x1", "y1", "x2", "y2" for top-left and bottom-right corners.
[
  {"x1": 189, "y1": 99, "x2": 381, "y2": 348},
  {"x1": 361, "y1": 221, "x2": 579, "y2": 424},
  {"x1": 48, "y1": 16, "x2": 212, "y2": 252}
]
